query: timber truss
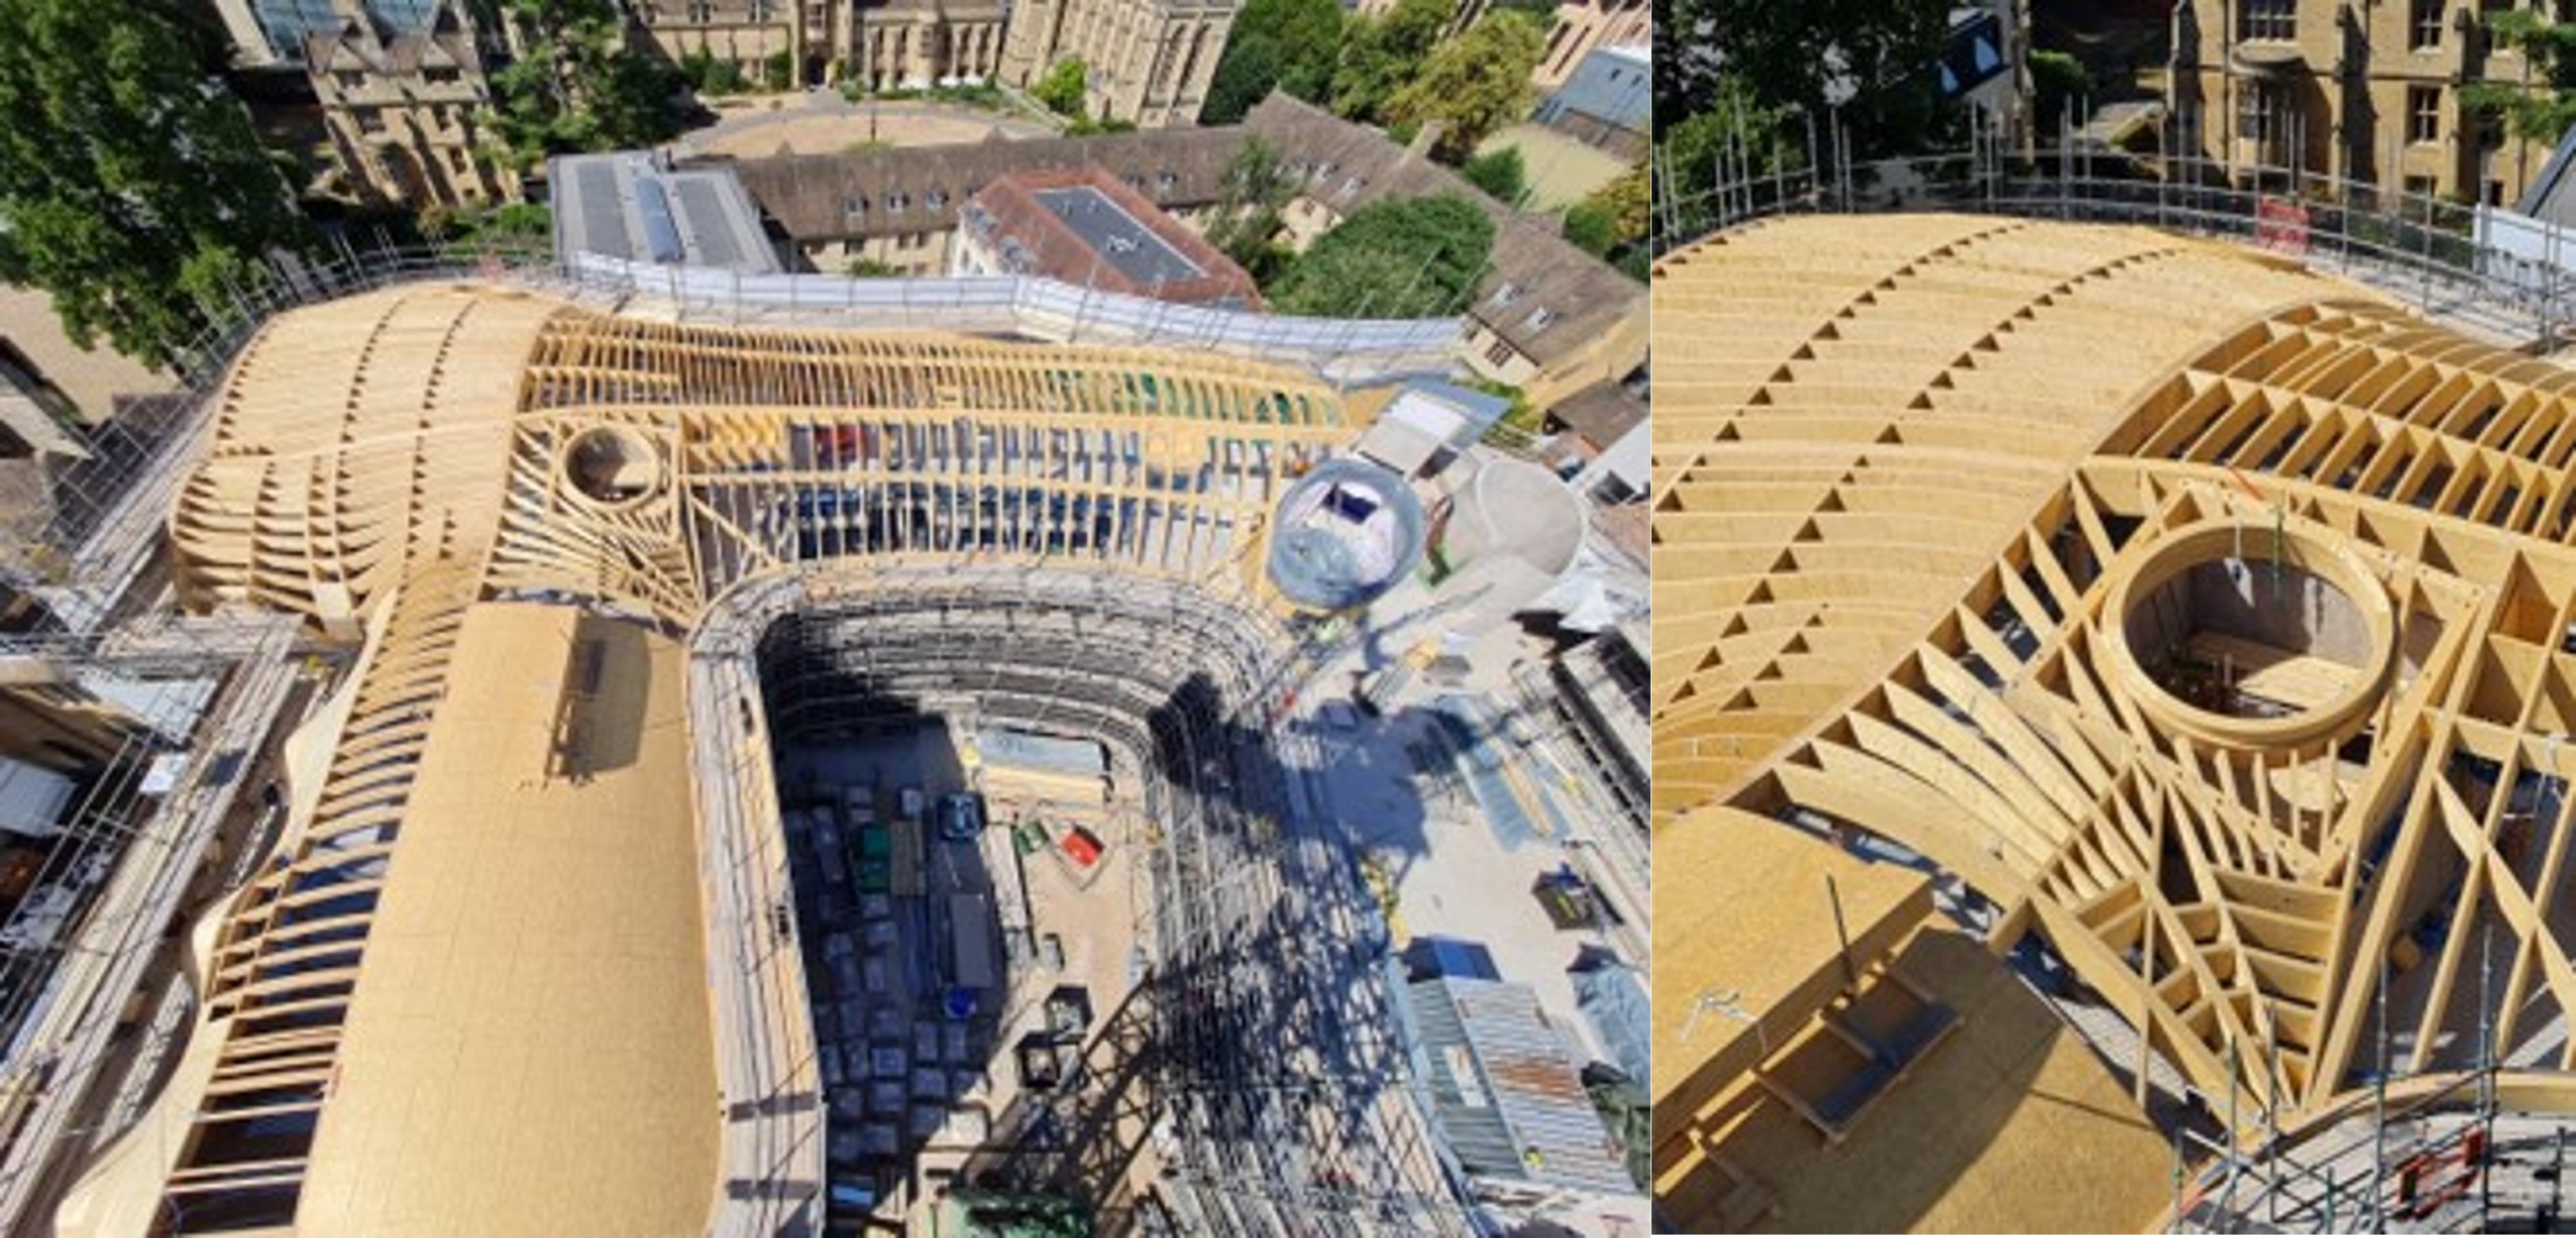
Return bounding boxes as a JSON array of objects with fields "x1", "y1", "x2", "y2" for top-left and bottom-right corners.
[{"x1": 1656, "y1": 215, "x2": 2576, "y2": 1142}]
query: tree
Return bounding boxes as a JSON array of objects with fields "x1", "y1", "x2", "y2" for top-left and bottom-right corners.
[
  {"x1": 1386, "y1": 11, "x2": 1546, "y2": 162},
  {"x1": 1585, "y1": 162, "x2": 1648, "y2": 242},
  {"x1": 1033, "y1": 59, "x2": 1088, "y2": 119},
  {"x1": 481, "y1": 0, "x2": 686, "y2": 173},
  {"x1": 1269, "y1": 193, "x2": 1494, "y2": 318},
  {"x1": 1329, "y1": 0, "x2": 1448, "y2": 125},
  {"x1": 1651, "y1": 83, "x2": 1794, "y2": 225},
  {"x1": 1564, "y1": 162, "x2": 1645, "y2": 263},
  {"x1": 1459, "y1": 145, "x2": 1528, "y2": 203},
  {"x1": 1200, "y1": 0, "x2": 1344, "y2": 124},
  {"x1": 2463, "y1": 10, "x2": 2576, "y2": 145},
  {"x1": 1205, "y1": 137, "x2": 1299, "y2": 280},
  {"x1": 0, "y1": 0, "x2": 315, "y2": 366},
  {"x1": 764, "y1": 50, "x2": 794, "y2": 93},
  {"x1": 1657, "y1": 0, "x2": 1950, "y2": 158},
  {"x1": 1561, "y1": 202, "x2": 1618, "y2": 257},
  {"x1": 2027, "y1": 49, "x2": 2090, "y2": 135}
]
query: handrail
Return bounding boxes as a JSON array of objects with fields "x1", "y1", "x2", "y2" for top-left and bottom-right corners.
[{"x1": 1652, "y1": 150, "x2": 2576, "y2": 353}]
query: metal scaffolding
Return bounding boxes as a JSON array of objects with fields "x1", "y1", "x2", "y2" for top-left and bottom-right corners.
[{"x1": 694, "y1": 563, "x2": 1476, "y2": 1236}]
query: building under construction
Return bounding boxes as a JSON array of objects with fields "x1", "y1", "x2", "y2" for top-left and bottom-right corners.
[
  {"x1": 1654, "y1": 211, "x2": 2576, "y2": 1231},
  {"x1": 0, "y1": 267, "x2": 1528, "y2": 1236}
]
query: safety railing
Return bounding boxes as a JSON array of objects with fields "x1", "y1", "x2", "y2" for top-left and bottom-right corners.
[{"x1": 1653, "y1": 149, "x2": 2576, "y2": 353}]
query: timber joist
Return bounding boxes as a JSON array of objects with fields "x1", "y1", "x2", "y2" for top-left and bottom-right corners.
[{"x1": 1657, "y1": 214, "x2": 2576, "y2": 1134}]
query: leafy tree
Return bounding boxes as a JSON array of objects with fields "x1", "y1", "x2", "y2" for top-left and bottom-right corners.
[
  {"x1": 764, "y1": 50, "x2": 794, "y2": 93},
  {"x1": 1206, "y1": 137, "x2": 1300, "y2": 280},
  {"x1": 1563, "y1": 163, "x2": 1646, "y2": 267},
  {"x1": 481, "y1": 0, "x2": 686, "y2": 172},
  {"x1": 0, "y1": 0, "x2": 315, "y2": 366},
  {"x1": 1561, "y1": 201, "x2": 1618, "y2": 257},
  {"x1": 2028, "y1": 49, "x2": 2090, "y2": 135},
  {"x1": 1459, "y1": 145, "x2": 1527, "y2": 203},
  {"x1": 1033, "y1": 59, "x2": 1088, "y2": 118},
  {"x1": 1269, "y1": 193, "x2": 1494, "y2": 319},
  {"x1": 1584, "y1": 162, "x2": 1648, "y2": 241},
  {"x1": 678, "y1": 47, "x2": 749, "y2": 95},
  {"x1": 1387, "y1": 11, "x2": 1545, "y2": 162},
  {"x1": 1657, "y1": 0, "x2": 1949, "y2": 158},
  {"x1": 1651, "y1": 83, "x2": 1795, "y2": 223},
  {"x1": 1329, "y1": 0, "x2": 1448, "y2": 125},
  {"x1": 2463, "y1": 10, "x2": 2576, "y2": 145},
  {"x1": 1201, "y1": 0, "x2": 1344, "y2": 123}
]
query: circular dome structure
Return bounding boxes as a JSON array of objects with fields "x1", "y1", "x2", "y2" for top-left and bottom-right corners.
[
  {"x1": 1265, "y1": 458, "x2": 1426, "y2": 610},
  {"x1": 2101, "y1": 518, "x2": 2393, "y2": 751}
]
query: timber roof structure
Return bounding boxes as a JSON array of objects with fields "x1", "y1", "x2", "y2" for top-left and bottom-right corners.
[
  {"x1": 1654, "y1": 214, "x2": 2576, "y2": 1224},
  {"x1": 56, "y1": 280, "x2": 1376, "y2": 1238}
]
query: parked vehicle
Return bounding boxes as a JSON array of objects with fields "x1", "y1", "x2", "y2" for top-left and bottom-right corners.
[{"x1": 936, "y1": 791, "x2": 985, "y2": 842}]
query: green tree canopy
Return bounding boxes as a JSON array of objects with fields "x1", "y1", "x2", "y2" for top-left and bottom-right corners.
[
  {"x1": 1269, "y1": 192, "x2": 1494, "y2": 319},
  {"x1": 1200, "y1": 0, "x2": 1344, "y2": 123},
  {"x1": 1329, "y1": 0, "x2": 1449, "y2": 125},
  {"x1": 1561, "y1": 164, "x2": 1646, "y2": 277},
  {"x1": 1033, "y1": 58, "x2": 1088, "y2": 118},
  {"x1": 1459, "y1": 145, "x2": 1527, "y2": 203},
  {"x1": 481, "y1": 0, "x2": 686, "y2": 172},
  {"x1": 1561, "y1": 202, "x2": 1618, "y2": 257},
  {"x1": 1387, "y1": 11, "x2": 1545, "y2": 162},
  {"x1": 2027, "y1": 49, "x2": 2090, "y2": 135},
  {"x1": 0, "y1": 0, "x2": 315, "y2": 366},
  {"x1": 1651, "y1": 83, "x2": 1795, "y2": 228},
  {"x1": 1657, "y1": 0, "x2": 1949, "y2": 158},
  {"x1": 2463, "y1": 10, "x2": 2576, "y2": 145}
]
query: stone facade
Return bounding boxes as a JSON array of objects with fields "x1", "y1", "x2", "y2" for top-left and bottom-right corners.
[
  {"x1": 631, "y1": 0, "x2": 1005, "y2": 93},
  {"x1": 2171, "y1": 0, "x2": 2557, "y2": 204},
  {"x1": 996, "y1": 0, "x2": 1235, "y2": 127},
  {"x1": 1534, "y1": 0, "x2": 1648, "y2": 94},
  {"x1": 305, "y1": 0, "x2": 514, "y2": 208}
]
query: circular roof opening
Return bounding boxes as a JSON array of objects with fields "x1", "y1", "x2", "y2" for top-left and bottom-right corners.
[
  {"x1": 2103, "y1": 519, "x2": 2393, "y2": 750},
  {"x1": 1266, "y1": 459, "x2": 1426, "y2": 611},
  {"x1": 560, "y1": 425, "x2": 668, "y2": 512}
]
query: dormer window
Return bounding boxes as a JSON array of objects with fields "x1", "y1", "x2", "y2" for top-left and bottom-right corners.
[
  {"x1": 1489, "y1": 282, "x2": 1523, "y2": 308},
  {"x1": 925, "y1": 189, "x2": 947, "y2": 210},
  {"x1": 1525, "y1": 306, "x2": 1559, "y2": 331}
]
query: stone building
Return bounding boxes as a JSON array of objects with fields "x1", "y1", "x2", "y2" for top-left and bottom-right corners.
[
  {"x1": 996, "y1": 0, "x2": 1236, "y2": 127},
  {"x1": 726, "y1": 94, "x2": 1647, "y2": 406},
  {"x1": 304, "y1": 0, "x2": 514, "y2": 208},
  {"x1": 2171, "y1": 0, "x2": 2558, "y2": 204},
  {"x1": 1533, "y1": 0, "x2": 1649, "y2": 94},
  {"x1": 628, "y1": 0, "x2": 1005, "y2": 94}
]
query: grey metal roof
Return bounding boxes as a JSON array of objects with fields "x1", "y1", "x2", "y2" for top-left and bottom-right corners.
[
  {"x1": 551, "y1": 152, "x2": 782, "y2": 274},
  {"x1": 1405, "y1": 975, "x2": 1630, "y2": 1197},
  {"x1": 1031, "y1": 185, "x2": 1206, "y2": 288}
]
